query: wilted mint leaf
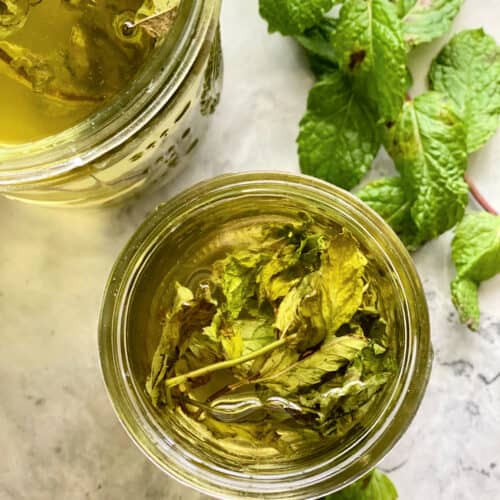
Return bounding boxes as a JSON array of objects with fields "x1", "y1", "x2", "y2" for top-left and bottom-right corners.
[
  {"x1": 401, "y1": 0, "x2": 463, "y2": 47},
  {"x1": 429, "y1": 29, "x2": 500, "y2": 153},
  {"x1": 135, "y1": 0, "x2": 180, "y2": 38},
  {"x1": 256, "y1": 227, "x2": 326, "y2": 303},
  {"x1": 260, "y1": 332, "x2": 369, "y2": 396},
  {"x1": 451, "y1": 212, "x2": 500, "y2": 331},
  {"x1": 259, "y1": 0, "x2": 337, "y2": 36},
  {"x1": 333, "y1": 0, "x2": 407, "y2": 121},
  {"x1": 385, "y1": 92, "x2": 468, "y2": 248},
  {"x1": 298, "y1": 71, "x2": 381, "y2": 189},
  {"x1": 274, "y1": 230, "x2": 368, "y2": 350},
  {"x1": 213, "y1": 250, "x2": 267, "y2": 319},
  {"x1": 324, "y1": 469, "x2": 398, "y2": 499},
  {"x1": 146, "y1": 283, "x2": 216, "y2": 406},
  {"x1": 237, "y1": 320, "x2": 276, "y2": 357},
  {"x1": 357, "y1": 177, "x2": 413, "y2": 238}
]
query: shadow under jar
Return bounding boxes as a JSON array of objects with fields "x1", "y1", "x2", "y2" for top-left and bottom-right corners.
[
  {"x1": 99, "y1": 173, "x2": 433, "y2": 499},
  {"x1": 0, "y1": 0, "x2": 222, "y2": 207}
]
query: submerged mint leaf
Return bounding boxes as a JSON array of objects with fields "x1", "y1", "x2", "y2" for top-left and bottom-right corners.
[
  {"x1": 213, "y1": 250, "x2": 267, "y2": 319},
  {"x1": 333, "y1": 0, "x2": 407, "y2": 121},
  {"x1": 324, "y1": 469, "x2": 398, "y2": 499},
  {"x1": 298, "y1": 71, "x2": 381, "y2": 189},
  {"x1": 259, "y1": 332, "x2": 369, "y2": 397},
  {"x1": 146, "y1": 283, "x2": 216, "y2": 406},
  {"x1": 259, "y1": 0, "x2": 337, "y2": 36},
  {"x1": 429, "y1": 29, "x2": 500, "y2": 153},
  {"x1": 256, "y1": 225, "x2": 326, "y2": 304},
  {"x1": 274, "y1": 230, "x2": 368, "y2": 350},
  {"x1": 401, "y1": 0, "x2": 463, "y2": 47},
  {"x1": 451, "y1": 212, "x2": 500, "y2": 330},
  {"x1": 385, "y1": 91, "x2": 468, "y2": 248}
]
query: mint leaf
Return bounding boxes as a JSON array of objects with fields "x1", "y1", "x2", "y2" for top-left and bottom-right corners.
[
  {"x1": 146, "y1": 283, "x2": 217, "y2": 407},
  {"x1": 296, "y1": 17, "x2": 338, "y2": 64},
  {"x1": 451, "y1": 279, "x2": 481, "y2": 332},
  {"x1": 324, "y1": 469, "x2": 398, "y2": 499},
  {"x1": 260, "y1": 333, "x2": 369, "y2": 397},
  {"x1": 385, "y1": 91, "x2": 468, "y2": 248},
  {"x1": 333, "y1": 0, "x2": 407, "y2": 121},
  {"x1": 357, "y1": 177, "x2": 414, "y2": 238},
  {"x1": 296, "y1": 17, "x2": 339, "y2": 77},
  {"x1": 401, "y1": 0, "x2": 463, "y2": 47},
  {"x1": 391, "y1": 0, "x2": 415, "y2": 18},
  {"x1": 451, "y1": 212, "x2": 500, "y2": 330},
  {"x1": 298, "y1": 71, "x2": 381, "y2": 189},
  {"x1": 259, "y1": 0, "x2": 337, "y2": 36},
  {"x1": 429, "y1": 29, "x2": 500, "y2": 153},
  {"x1": 275, "y1": 230, "x2": 368, "y2": 345}
]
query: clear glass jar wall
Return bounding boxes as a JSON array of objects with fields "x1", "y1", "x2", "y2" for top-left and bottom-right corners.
[
  {"x1": 99, "y1": 173, "x2": 433, "y2": 500},
  {"x1": 0, "y1": 0, "x2": 222, "y2": 207}
]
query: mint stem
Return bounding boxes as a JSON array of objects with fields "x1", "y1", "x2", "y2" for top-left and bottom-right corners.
[
  {"x1": 164, "y1": 334, "x2": 296, "y2": 389},
  {"x1": 465, "y1": 174, "x2": 498, "y2": 215}
]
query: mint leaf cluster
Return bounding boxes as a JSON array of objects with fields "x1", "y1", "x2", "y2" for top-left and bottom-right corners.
[{"x1": 259, "y1": 0, "x2": 500, "y2": 330}]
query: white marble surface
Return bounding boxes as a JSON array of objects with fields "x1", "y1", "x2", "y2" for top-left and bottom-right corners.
[{"x1": 1, "y1": 1, "x2": 500, "y2": 499}]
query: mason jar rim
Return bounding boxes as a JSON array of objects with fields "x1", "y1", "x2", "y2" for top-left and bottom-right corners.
[
  {"x1": 0, "y1": 0, "x2": 219, "y2": 185},
  {"x1": 99, "y1": 172, "x2": 433, "y2": 499}
]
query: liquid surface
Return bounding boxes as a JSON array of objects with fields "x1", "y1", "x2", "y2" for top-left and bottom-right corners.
[{"x1": 0, "y1": 0, "x2": 152, "y2": 144}]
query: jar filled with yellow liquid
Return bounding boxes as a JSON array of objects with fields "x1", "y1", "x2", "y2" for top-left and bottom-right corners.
[{"x1": 0, "y1": 0, "x2": 222, "y2": 206}]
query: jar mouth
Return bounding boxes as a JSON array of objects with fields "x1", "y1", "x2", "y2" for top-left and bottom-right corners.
[
  {"x1": 99, "y1": 172, "x2": 433, "y2": 499},
  {"x1": 0, "y1": 0, "x2": 216, "y2": 185}
]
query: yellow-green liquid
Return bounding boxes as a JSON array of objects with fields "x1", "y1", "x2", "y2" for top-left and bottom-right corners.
[{"x1": 0, "y1": 0, "x2": 151, "y2": 144}]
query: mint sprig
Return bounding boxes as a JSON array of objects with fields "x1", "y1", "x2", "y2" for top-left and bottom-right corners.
[{"x1": 259, "y1": 0, "x2": 500, "y2": 331}]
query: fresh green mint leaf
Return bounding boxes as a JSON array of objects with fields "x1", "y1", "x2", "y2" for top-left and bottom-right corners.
[
  {"x1": 324, "y1": 469, "x2": 398, "y2": 499},
  {"x1": 298, "y1": 71, "x2": 381, "y2": 189},
  {"x1": 429, "y1": 29, "x2": 500, "y2": 153},
  {"x1": 390, "y1": 0, "x2": 415, "y2": 18},
  {"x1": 259, "y1": 0, "x2": 337, "y2": 36},
  {"x1": 401, "y1": 0, "x2": 463, "y2": 47},
  {"x1": 296, "y1": 17, "x2": 338, "y2": 63},
  {"x1": 385, "y1": 91, "x2": 468, "y2": 248},
  {"x1": 357, "y1": 177, "x2": 414, "y2": 239},
  {"x1": 296, "y1": 17, "x2": 338, "y2": 77},
  {"x1": 333, "y1": 0, "x2": 407, "y2": 121},
  {"x1": 451, "y1": 212, "x2": 500, "y2": 330}
]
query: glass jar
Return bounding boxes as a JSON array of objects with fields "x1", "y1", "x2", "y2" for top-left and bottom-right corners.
[
  {"x1": 0, "y1": 0, "x2": 222, "y2": 207},
  {"x1": 99, "y1": 173, "x2": 432, "y2": 499}
]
